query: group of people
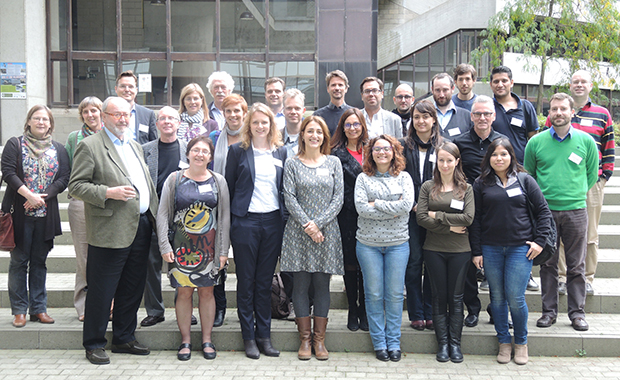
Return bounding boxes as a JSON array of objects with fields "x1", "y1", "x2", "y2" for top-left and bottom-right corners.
[{"x1": 1, "y1": 63, "x2": 612, "y2": 367}]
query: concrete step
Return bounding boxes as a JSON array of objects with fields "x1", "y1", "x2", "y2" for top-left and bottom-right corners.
[
  {"x1": 530, "y1": 249, "x2": 620, "y2": 278},
  {"x1": 1, "y1": 274, "x2": 620, "y2": 313},
  {"x1": 600, "y1": 205, "x2": 620, "y2": 224},
  {"x1": 0, "y1": 307, "x2": 617, "y2": 357}
]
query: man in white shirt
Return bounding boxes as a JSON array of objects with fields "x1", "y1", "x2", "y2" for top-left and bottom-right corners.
[
  {"x1": 360, "y1": 76, "x2": 402, "y2": 138},
  {"x1": 265, "y1": 77, "x2": 286, "y2": 129},
  {"x1": 114, "y1": 71, "x2": 157, "y2": 144}
]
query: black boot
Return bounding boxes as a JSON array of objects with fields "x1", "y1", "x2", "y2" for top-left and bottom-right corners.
[
  {"x1": 449, "y1": 294, "x2": 464, "y2": 363},
  {"x1": 344, "y1": 270, "x2": 360, "y2": 331},
  {"x1": 433, "y1": 313, "x2": 450, "y2": 362},
  {"x1": 358, "y1": 272, "x2": 369, "y2": 331}
]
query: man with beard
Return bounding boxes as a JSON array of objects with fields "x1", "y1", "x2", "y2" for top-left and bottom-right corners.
[
  {"x1": 360, "y1": 76, "x2": 402, "y2": 138},
  {"x1": 314, "y1": 70, "x2": 352, "y2": 135},
  {"x1": 207, "y1": 71, "x2": 235, "y2": 130},
  {"x1": 524, "y1": 93, "x2": 598, "y2": 332},
  {"x1": 431, "y1": 73, "x2": 472, "y2": 140},
  {"x1": 392, "y1": 83, "x2": 415, "y2": 136},
  {"x1": 452, "y1": 64, "x2": 478, "y2": 111}
]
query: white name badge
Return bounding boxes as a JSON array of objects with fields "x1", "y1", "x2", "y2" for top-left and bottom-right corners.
[
  {"x1": 179, "y1": 160, "x2": 189, "y2": 169},
  {"x1": 506, "y1": 187, "x2": 523, "y2": 197},
  {"x1": 388, "y1": 184, "x2": 402, "y2": 195},
  {"x1": 139, "y1": 123, "x2": 149, "y2": 133},
  {"x1": 198, "y1": 184, "x2": 212, "y2": 194},
  {"x1": 316, "y1": 168, "x2": 329, "y2": 176},
  {"x1": 511, "y1": 117, "x2": 524, "y2": 127},
  {"x1": 448, "y1": 128, "x2": 461, "y2": 137},
  {"x1": 45, "y1": 149, "x2": 56, "y2": 158},
  {"x1": 272, "y1": 158, "x2": 283, "y2": 168},
  {"x1": 568, "y1": 152, "x2": 583, "y2": 165},
  {"x1": 580, "y1": 118, "x2": 593, "y2": 127},
  {"x1": 450, "y1": 199, "x2": 464, "y2": 210},
  {"x1": 429, "y1": 153, "x2": 437, "y2": 163}
]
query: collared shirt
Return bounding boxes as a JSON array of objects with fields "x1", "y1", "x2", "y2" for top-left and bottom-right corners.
[
  {"x1": 275, "y1": 111, "x2": 285, "y2": 129},
  {"x1": 248, "y1": 144, "x2": 280, "y2": 213},
  {"x1": 436, "y1": 101, "x2": 457, "y2": 131},
  {"x1": 104, "y1": 127, "x2": 150, "y2": 213},
  {"x1": 314, "y1": 101, "x2": 352, "y2": 135},
  {"x1": 281, "y1": 126, "x2": 299, "y2": 157},
  {"x1": 453, "y1": 127, "x2": 507, "y2": 184},
  {"x1": 549, "y1": 126, "x2": 574, "y2": 142},
  {"x1": 210, "y1": 102, "x2": 226, "y2": 130},
  {"x1": 491, "y1": 92, "x2": 539, "y2": 164},
  {"x1": 127, "y1": 105, "x2": 137, "y2": 141},
  {"x1": 363, "y1": 108, "x2": 385, "y2": 138}
]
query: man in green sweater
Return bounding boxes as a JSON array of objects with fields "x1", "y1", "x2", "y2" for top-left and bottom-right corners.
[{"x1": 524, "y1": 93, "x2": 598, "y2": 332}]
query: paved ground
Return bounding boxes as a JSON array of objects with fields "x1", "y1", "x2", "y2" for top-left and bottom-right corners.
[{"x1": 0, "y1": 349, "x2": 617, "y2": 380}]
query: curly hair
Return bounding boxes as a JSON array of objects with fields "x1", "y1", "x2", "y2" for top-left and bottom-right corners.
[{"x1": 362, "y1": 135, "x2": 406, "y2": 177}]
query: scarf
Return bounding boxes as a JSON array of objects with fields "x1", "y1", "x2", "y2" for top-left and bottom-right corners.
[
  {"x1": 407, "y1": 133, "x2": 438, "y2": 201},
  {"x1": 178, "y1": 109, "x2": 206, "y2": 141},
  {"x1": 213, "y1": 124, "x2": 243, "y2": 176},
  {"x1": 23, "y1": 130, "x2": 53, "y2": 159}
]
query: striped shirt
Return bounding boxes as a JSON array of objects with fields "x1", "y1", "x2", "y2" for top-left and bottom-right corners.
[{"x1": 545, "y1": 99, "x2": 615, "y2": 180}]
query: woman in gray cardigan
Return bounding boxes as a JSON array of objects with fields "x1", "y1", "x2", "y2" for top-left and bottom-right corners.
[{"x1": 157, "y1": 136, "x2": 230, "y2": 361}]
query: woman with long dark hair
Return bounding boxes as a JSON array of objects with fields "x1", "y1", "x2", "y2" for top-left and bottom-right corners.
[
  {"x1": 417, "y1": 142, "x2": 474, "y2": 363},
  {"x1": 470, "y1": 138, "x2": 552, "y2": 365}
]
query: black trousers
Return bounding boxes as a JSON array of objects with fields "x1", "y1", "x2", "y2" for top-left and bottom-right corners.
[
  {"x1": 232, "y1": 211, "x2": 282, "y2": 341},
  {"x1": 424, "y1": 250, "x2": 470, "y2": 316},
  {"x1": 83, "y1": 214, "x2": 152, "y2": 350}
]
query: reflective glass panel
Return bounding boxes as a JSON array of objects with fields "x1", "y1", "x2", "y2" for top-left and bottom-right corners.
[
  {"x1": 121, "y1": 60, "x2": 167, "y2": 105},
  {"x1": 220, "y1": 60, "x2": 266, "y2": 103},
  {"x1": 73, "y1": 0, "x2": 116, "y2": 51},
  {"x1": 122, "y1": 0, "x2": 166, "y2": 52},
  {"x1": 171, "y1": 61, "x2": 216, "y2": 106},
  {"x1": 221, "y1": 1, "x2": 266, "y2": 52},
  {"x1": 171, "y1": 1, "x2": 216, "y2": 52},
  {"x1": 269, "y1": 61, "x2": 315, "y2": 108},
  {"x1": 268, "y1": 0, "x2": 315, "y2": 53},
  {"x1": 73, "y1": 60, "x2": 116, "y2": 103}
]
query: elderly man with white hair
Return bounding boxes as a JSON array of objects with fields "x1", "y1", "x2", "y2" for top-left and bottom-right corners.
[{"x1": 207, "y1": 71, "x2": 235, "y2": 130}]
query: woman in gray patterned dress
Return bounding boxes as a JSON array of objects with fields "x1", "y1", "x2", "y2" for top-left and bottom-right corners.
[{"x1": 281, "y1": 115, "x2": 344, "y2": 361}]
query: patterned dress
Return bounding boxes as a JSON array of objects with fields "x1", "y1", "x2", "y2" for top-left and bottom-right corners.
[
  {"x1": 169, "y1": 176, "x2": 223, "y2": 288},
  {"x1": 281, "y1": 155, "x2": 344, "y2": 275}
]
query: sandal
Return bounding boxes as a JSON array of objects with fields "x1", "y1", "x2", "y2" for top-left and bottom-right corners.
[
  {"x1": 177, "y1": 343, "x2": 192, "y2": 361},
  {"x1": 202, "y1": 342, "x2": 216, "y2": 360}
]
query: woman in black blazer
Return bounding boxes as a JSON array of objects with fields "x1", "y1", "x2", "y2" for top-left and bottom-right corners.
[
  {"x1": 1, "y1": 105, "x2": 70, "y2": 328},
  {"x1": 330, "y1": 108, "x2": 369, "y2": 332},
  {"x1": 224, "y1": 102, "x2": 287, "y2": 359}
]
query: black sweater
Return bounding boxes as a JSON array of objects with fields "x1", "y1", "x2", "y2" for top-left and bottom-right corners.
[{"x1": 469, "y1": 173, "x2": 553, "y2": 257}]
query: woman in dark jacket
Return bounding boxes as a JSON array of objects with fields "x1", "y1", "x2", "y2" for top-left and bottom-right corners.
[
  {"x1": 470, "y1": 138, "x2": 552, "y2": 365},
  {"x1": 330, "y1": 108, "x2": 369, "y2": 332},
  {"x1": 400, "y1": 100, "x2": 442, "y2": 331},
  {"x1": 1, "y1": 105, "x2": 70, "y2": 328}
]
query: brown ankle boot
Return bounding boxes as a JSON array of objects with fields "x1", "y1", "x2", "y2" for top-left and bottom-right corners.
[
  {"x1": 313, "y1": 316, "x2": 329, "y2": 360},
  {"x1": 296, "y1": 317, "x2": 312, "y2": 360},
  {"x1": 497, "y1": 343, "x2": 512, "y2": 364},
  {"x1": 514, "y1": 344, "x2": 528, "y2": 365}
]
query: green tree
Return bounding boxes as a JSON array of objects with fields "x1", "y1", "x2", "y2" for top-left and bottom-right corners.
[{"x1": 473, "y1": 0, "x2": 620, "y2": 114}]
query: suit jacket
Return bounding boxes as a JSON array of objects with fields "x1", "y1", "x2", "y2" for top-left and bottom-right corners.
[
  {"x1": 440, "y1": 106, "x2": 473, "y2": 140},
  {"x1": 134, "y1": 104, "x2": 158, "y2": 144},
  {"x1": 142, "y1": 138, "x2": 188, "y2": 193},
  {"x1": 224, "y1": 142, "x2": 288, "y2": 219},
  {"x1": 363, "y1": 108, "x2": 403, "y2": 138},
  {"x1": 68, "y1": 130, "x2": 159, "y2": 249}
]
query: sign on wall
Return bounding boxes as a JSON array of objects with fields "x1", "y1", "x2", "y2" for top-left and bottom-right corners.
[{"x1": 0, "y1": 62, "x2": 27, "y2": 99}]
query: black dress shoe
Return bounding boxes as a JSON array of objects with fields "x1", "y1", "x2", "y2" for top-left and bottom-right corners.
[
  {"x1": 388, "y1": 350, "x2": 401, "y2": 362},
  {"x1": 86, "y1": 348, "x2": 110, "y2": 365},
  {"x1": 347, "y1": 309, "x2": 360, "y2": 331},
  {"x1": 256, "y1": 337, "x2": 280, "y2": 357},
  {"x1": 191, "y1": 315, "x2": 198, "y2": 325},
  {"x1": 572, "y1": 317, "x2": 589, "y2": 331},
  {"x1": 202, "y1": 342, "x2": 217, "y2": 359},
  {"x1": 213, "y1": 309, "x2": 225, "y2": 327},
  {"x1": 140, "y1": 315, "x2": 165, "y2": 327},
  {"x1": 527, "y1": 274, "x2": 539, "y2": 291},
  {"x1": 111, "y1": 340, "x2": 150, "y2": 355},
  {"x1": 375, "y1": 349, "x2": 389, "y2": 361},
  {"x1": 244, "y1": 340, "x2": 260, "y2": 359},
  {"x1": 464, "y1": 314, "x2": 478, "y2": 327},
  {"x1": 536, "y1": 315, "x2": 557, "y2": 328},
  {"x1": 177, "y1": 343, "x2": 191, "y2": 361}
]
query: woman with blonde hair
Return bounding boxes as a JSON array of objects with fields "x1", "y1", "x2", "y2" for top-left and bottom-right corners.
[{"x1": 178, "y1": 83, "x2": 218, "y2": 142}]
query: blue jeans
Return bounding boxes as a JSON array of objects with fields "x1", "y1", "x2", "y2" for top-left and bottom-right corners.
[
  {"x1": 8, "y1": 216, "x2": 52, "y2": 315},
  {"x1": 356, "y1": 241, "x2": 409, "y2": 351},
  {"x1": 482, "y1": 244, "x2": 532, "y2": 345}
]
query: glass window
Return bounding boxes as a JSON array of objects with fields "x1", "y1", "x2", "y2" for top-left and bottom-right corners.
[
  {"x1": 461, "y1": 31, "x2": 476, "y2": 64},
  {"x1": 122, "y1": 60, "x2": 168, "y2": 105},
  {"x1": 220, "y1": 60, "x2": 267, "y2": 103},
  {"x1": 122, "y1": 0, "x2": 166, "y2": 52},
  {"x1": 73, "y1": 60, "x2": 116, "y2": 103},
  {"x1": 269, "y1": 61, "x2": 316, "y2": 108},
  {"x1": 610, "y1": 90, "x2": 620, "y2": 121},
  {"x1": 446, "y1": 34, "x2": 458, "y2": 73},
  {"x1": 429, "y1": 40, "x2": 445, "y2": 81},
  {"x1": 269, "y1": 0, "x2": 316, "y2": 53},
  {"x1": 383, "y1": 64, "x2": 398, "y2": 111},
  {"x1": 220, "y1": 1, "x2": 266, "y2": 52},
  {"x1": 171, "y1": 1, "x2": 216, "y2": 53},
  {"x1": 399, "y1": 56, "x2": 413, "y2": 88},
  {"x1": 50, "y1": 0, "x2": 67, "y2": 51},
  {"x1": 72, "y1": 0, "x2": 117, "y2": 51},
  {"x1": 51, "y1": 61, "x2": 68, "y2": 104},
  {"x1": 414, "y1": 48, "x2": 429, "y2": 97},
  {"x1": 171, "y1": 61, "x2": 217, "y2": 106}
]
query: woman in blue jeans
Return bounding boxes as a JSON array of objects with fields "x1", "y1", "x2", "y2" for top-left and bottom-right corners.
[
  {"x1": 354, "y1": 135, "x2": 414, "y2": 362},
  {"x1": 470, "y1": 138, "x2": 553, "y2": 365}
]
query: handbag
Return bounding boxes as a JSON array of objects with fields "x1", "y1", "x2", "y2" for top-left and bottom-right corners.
[
  {"x1": 0, "y1": 206, "x2": 15, "y2": 251},
  {"x1": 516, "y1": 173, "x2": 557, "y2": 265},
  {"x1": 271, "y1": 273, "x2": 290, "y2": 319}
]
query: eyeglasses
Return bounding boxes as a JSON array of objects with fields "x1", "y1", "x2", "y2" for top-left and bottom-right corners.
[
  {"x1": 157, "y1": 116, "x2": 179, "y2": 122},
  {"x1": 471, "y1": 112, "x2": 494, "y2": 119},
  {"x1": 31, "y1": 117, "x2": 50, "y2": 123},
  {"x1": 190, "y1": 148, "x2": 211, "y2": 155},
  {"x1": 395, "y1": 95, "x2": 413, "y2": 100},
  {"x1": 344, "y1": 122, "x2": 361, "y2": 129},
  {"x1": 104, "y1": 112, "x2": 130, "y2": 120},
  {"x1": 372, "y1": 146, "x2": 392, "y2": 153},
  {"x1": 362, "y1": 88, "x2": 382, "y2": 95}
]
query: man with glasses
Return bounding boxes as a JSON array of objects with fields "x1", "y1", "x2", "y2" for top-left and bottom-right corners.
[
  {"x1": 114, "y1": 71, "x2": 157, "y2": 144},
  {"x1": 360, "y1": 76, "x2": 402, "y2": 138},
  {"x1": 70, "y1": 97, "x2": 159, "y2": 365},
  {"x1": 452, "y1": 64, "x2": 478, "y2": 111},
  {"x1": 431, "y1": 72, "x2": 473, "y2": 140},
  {"x1": 392, "y1": 83, "x2": 415, "y2": 136},
  {"x1": 314, "y1": 70, "x2": 352, "y2": 135},
  {"x1": 140, "y1": 106, "x2": 189, "y2": 328},
  {"x1": 453, "y1": 95, "x2": 507, "y2": 328},
  {"x1": 207, "y1": 71, "x2": 235, "y2": 130}
]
